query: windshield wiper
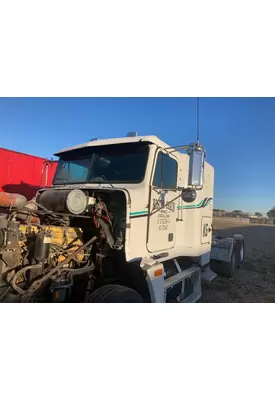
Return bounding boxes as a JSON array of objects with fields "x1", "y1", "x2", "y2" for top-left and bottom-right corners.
[
  {"x1": 54, "y1": 178, "x2": 69, "y2": 184},
  {"x1": 90, "y1": 175, "x2": 114, "y2": 187}
]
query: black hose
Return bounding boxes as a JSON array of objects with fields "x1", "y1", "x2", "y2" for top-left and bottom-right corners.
[
  {"x1": 0, "y1": 284, "x2": 8, "y2": 289},
  {"x1": 34, "y1": 201, "x2": 92, "y2": 220},
  {"x1": 57, "y1": 263, "x2": 94, "y2": 291},
  {"x1": 11, "y1": 264, "x2": 43, "y2": 295},
  {"x1": 61, "y1": 263, "x2": 94, "y2": 277},
  {"x1": 25, "y1": 236, "x2": 98, "y2": 296},
  {"x1": 34, "y1": 201, "x2": 57, "y2": 216},
  {"x1": 0, "y1": 286, "x2": 10, "y2": 301}
]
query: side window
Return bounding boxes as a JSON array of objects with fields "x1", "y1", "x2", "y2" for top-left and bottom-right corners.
[{"x1": 153, "y1": 152, "x2": 178, "y2": 189}]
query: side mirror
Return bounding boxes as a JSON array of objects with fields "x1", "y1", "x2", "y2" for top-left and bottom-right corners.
[
  {"x1": 188, "y1": 145, "x2": 205, "y2": 187},
  {"x1": 181, "y1": 188, "x2": 197, "y2": 203}
]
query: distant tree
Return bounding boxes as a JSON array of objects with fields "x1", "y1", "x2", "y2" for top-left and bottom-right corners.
[
  {"x1": 232, "y1": 210, "x2": 242, "y2": 213},
  {"x1": 255, "y1": 212, "x2": 263, "y2": 217},
  {"x1": 267, "y1": 207, "x2": 275, "y2": 219}
]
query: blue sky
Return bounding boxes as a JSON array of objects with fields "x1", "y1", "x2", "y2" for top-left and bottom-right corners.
[{"x1": 0, "y1": 97, "x2": 274, "y2": 214}]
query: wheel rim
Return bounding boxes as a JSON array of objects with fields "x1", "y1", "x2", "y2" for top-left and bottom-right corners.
[
  {"x1": 240, "y1": 244, "x2": 244, "y2": 262},
  {"x1": 232, "y1": 251, "x2": 236, "y2": 270}
]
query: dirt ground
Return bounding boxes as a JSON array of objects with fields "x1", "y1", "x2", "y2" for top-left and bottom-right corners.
[{"x1": 201, "y1": 217, "x2": 275, "y2": 303}]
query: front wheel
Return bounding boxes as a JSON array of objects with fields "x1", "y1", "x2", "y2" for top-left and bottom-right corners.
[{"x1": 87, "y1": 284, "x2": 143, "y2": 303}]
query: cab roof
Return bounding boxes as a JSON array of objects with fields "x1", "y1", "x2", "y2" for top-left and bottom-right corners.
[{"x1": 54, "y1": 135, "x2": 172, "y2": 156}]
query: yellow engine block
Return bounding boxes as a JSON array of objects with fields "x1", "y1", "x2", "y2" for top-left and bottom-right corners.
[{"x1": 19, "y1": 225, "x2": 85, "y2": 262}]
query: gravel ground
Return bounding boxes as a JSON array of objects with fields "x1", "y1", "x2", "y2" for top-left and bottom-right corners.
[{"x1": 201, "y1": 217, "x2": 275, "y2": 303}]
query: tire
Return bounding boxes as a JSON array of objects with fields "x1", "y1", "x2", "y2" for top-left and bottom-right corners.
[
  {"x1": 232, "y1": 234, "x2": 245, "y2": 268},
  {"x1": 210, "y1": 248, "x2": 237, "y2": 278},
  {"x1": 87, "y1": 284, "x2": 143, "y2": 303}
]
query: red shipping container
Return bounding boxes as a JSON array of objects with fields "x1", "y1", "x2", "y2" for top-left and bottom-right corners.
[{"x1": 0, "y1": 147, "x2": 57, "y2": 200}]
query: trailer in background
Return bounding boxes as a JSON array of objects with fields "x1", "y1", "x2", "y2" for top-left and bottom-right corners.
[
  {"x1": 0, "y1": 147, "x2": 57, "y2": 200},
  {"x1": 250, "y1": 216, "x2": 274, "y2": 225}
]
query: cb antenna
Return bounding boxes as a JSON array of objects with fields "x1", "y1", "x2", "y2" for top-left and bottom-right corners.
[{"x1": 196, "y1": 97, "x2": 200, "y2": 144}]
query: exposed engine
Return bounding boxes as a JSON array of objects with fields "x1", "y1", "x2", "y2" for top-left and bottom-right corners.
[{"x1": 0, "y1": 188, "x2": 126, "y2": 302}]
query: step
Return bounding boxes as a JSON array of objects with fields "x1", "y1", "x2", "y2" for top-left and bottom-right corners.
[
  {"x1": 181, "y1": 292, "x2": 201, "y2": 303},
  {"x1": 164, "y1": 266, "x2": 200, "y2": 290}
]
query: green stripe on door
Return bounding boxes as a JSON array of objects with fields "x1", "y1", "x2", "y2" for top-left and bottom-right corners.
[
  {"x1": 130, "y1": 210, "x2": 148, "y2": 216},
  {"x1": 130, "y1": 198, "x2": 213, "y2": 216},
  {"x1": 178, "y1": 200, "x2": 204, "y2": 209},
  {"x1": 178, "y1": 198, "x2": 213, "y2": 209}
]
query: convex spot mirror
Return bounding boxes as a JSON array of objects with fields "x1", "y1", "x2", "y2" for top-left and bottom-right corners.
[{"x1": 181, "y1": 188, "x2": 197, "y2": 203}]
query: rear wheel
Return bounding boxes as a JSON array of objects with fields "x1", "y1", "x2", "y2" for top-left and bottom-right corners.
[
  {"x1": 211, "y1": 248, "x2": 237, "y2": 278},
  {"x1": 211, "y1": 235, "x2": 245, "y2": 278},
  {"x1": 87, "y1": 284, "x2": 143, "y2": 303},
  {"x1": 232, "y1": 234, "x2": 245, "y2": 268}
]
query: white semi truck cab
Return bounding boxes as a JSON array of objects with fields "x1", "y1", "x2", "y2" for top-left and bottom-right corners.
[{"x1": 0, "y1": 133, "x2": 245, "y2": 303}]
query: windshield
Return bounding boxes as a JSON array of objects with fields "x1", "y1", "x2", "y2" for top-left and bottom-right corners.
[{"x1": 53, "y1": 142, "x2": 149, "y2": 184}]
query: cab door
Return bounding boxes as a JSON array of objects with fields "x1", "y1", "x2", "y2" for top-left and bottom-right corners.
[{"x1": 147, "y1": 151, "x2": 178, "y2": 253}]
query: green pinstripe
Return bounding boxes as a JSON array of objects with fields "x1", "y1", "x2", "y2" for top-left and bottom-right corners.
[{"x1": 130, "y1": 198, "x2": 213, "y2": 217}]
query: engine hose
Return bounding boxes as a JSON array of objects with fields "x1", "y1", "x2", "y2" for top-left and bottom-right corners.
[
  {"x1": 11, "y1": 264, "x2": 43, "y2": 295},
  {"x1": 16, "y1": 209, "x2": 40, "y2": 221},
  {"x1": 64, "y1": 264, "x2": 94, "y2": 287},
  {"x1": 34, "y1": 201, "x2": 92, "y2": 220},
  {"x1": 52, "y1": 245, "x2": 85, "y2": 264},
  {"x1": 34, "y1": 201, "x2": 57, "y2": 216},
  {"x1": 49, "y1": 263, "x2": 93, "y2": 293},
  {"x1": 0, "y1": 286, "x2": 10, "y2": 301},
  {"x1": 51, "y1": 239, "x2": 81, "y2": 254},
  {"x1": 51, "y1": 245, "x2": 83, "y2": 264},
  {"x1": 24, "y1": 236, "x2": 98, "y2": 297},
  {"x1": 61, "y1": 263, "x2": 94, "y2": 277},
  {"x1": 0, "y1": 284, "x2": 9, "y2": 289}
]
